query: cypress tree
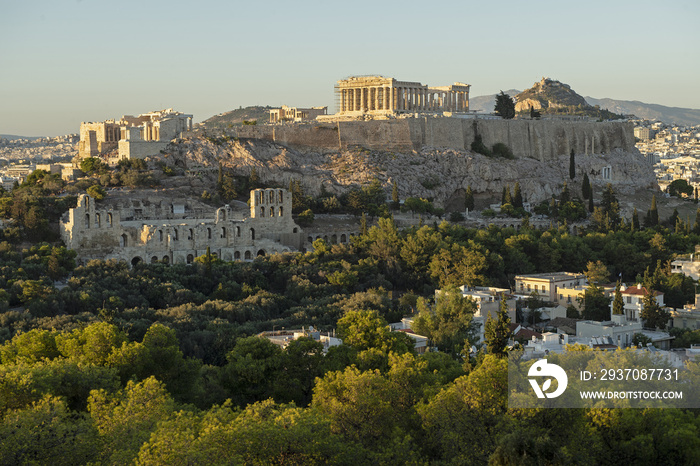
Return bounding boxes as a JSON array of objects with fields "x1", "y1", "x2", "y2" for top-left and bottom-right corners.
[
  {"x1": 504, "y1": 185, "x2": 513, "y2": 206},
  {"x1": 669, "y1": 208, "x2": 679, "y2": 229},
  {"x1": 513, "y1": 182, "x2": 523, "y2": 208},
  {"x1": 465, "y1": 186, "x2": 475, "y2": 211},
  {"x1": 612, "y1": 282, "x2": 624, "y2": 316},
  {"x1": 569, "y1": 149, "x2": 576, "y2": 180},
  {"x1": 501, "y1": 187, "x2": 507, "y2": 205},
  {"x1": 549, "y1": 197, "x2": 558, "y2": 217},
  {"x1": 588, "y1": 191, "x2": 594, "y2": 213},
  {"x1": 632, "y1": 208, "x2": 640, "y2": 231},
  {"x1": 650, "y1": 195, "x2": 659, "y2": 226},
  {"x1": 694, "y1": 208, "x2": 700, "y2": 234},
  {"x1": 582, "y1": 173, "x2": 591, "y2": 199},
  {"x1": 560, "y1": 182, "x2": 570, "y2": 205},
  {"x1": 485, "y1": 295, "x2": 512, "y2": 358}
]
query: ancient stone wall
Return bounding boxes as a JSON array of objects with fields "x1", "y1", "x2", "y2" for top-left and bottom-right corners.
[
  {"x1": 227, "y1": 118, "x2": 636, "y2": 161},
  {"x1": 60, "y1": 189, "x2": 303, "y2": 265}
]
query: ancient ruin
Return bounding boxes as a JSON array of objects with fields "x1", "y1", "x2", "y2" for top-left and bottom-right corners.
[
  {"x1": 269, "y1": 105, "x2": 328, "y2": 123},
  {"x1": 60, "y1": 188, "x2": 304, "y2": 266},
  {"x1": 79, "y1": 108, "x2": 193, "y2": 164},
  {"x1": 335, "y1": 76, "x2": 470, "y2": 115}
]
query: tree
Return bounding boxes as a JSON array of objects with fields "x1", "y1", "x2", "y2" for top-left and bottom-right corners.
[
  {"x1": 640, "y1": 289, "x2": 670, "y2": 330},
  {"x1": 494, "y1": 91, "x2": 515, "y2": 119},
  {"x1": 632, "y1": 208, "x2": 640, "y2": 231},
  {"x1": 79, "y1": 157, "x2": 105, "y2": 174},
  {"x1": 512, "y1": 182, "x2": 523, "y2": 209},
  {"x1": 581, "y1": 284, "x2": 612, "y2": 321},
  {"x1": 667, "y1": 179, "x2": 693, "y2": 198},
  {"x1": 569, "y1": 149, "x2": 576, "y2": 180},
  {"x1": 484, "y1": 296, "x2": 512, "y2": 357},
  {"x1": 465, "y1": 186, "x2": 475, "y2": 211},
  {"x1": 694, "y1": 208, "x2": 700, "y2": 234},
  {"x1": 649, "y1": 194, "x2": 659, "y2": 226},
  {"x1": 86, "y1": 184, "x2": 106, "y2": 201},
  {"x1": 584, "y1": 260, "x2": 610, "y2": 285},
  {"x1": 559, "y1": 182, "x2": 570, "y2": 205},
  {"x1": 668, "y1": 208, "x2": 679, "y2": 229},
  {"x1": 612, "y1": 282, "x2": 624, "y2": 315},
  {"x1": 588, "y1": 190, "x2": 594, "y2": 213},
  {"x1": 581, "y1": 173, "x2": 591, "y2": 199},
  {"x1": 413, "y1": 287, "x2": 477, "y2": 356},
  {"x1": 391, "y1": 181, "x2": 399, "y2": 209}
]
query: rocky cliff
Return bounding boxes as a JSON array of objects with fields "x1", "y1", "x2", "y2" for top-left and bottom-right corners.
[{"x1": 158, "y1": 118, "x2": 657, "y2": 209}]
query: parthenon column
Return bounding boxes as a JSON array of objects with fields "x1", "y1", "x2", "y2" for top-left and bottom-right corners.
[{"x1": 374, "y1": 87, "x2": 379, "y2": 111}]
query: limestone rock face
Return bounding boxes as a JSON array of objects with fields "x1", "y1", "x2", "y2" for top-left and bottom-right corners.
[
  {"x1": 158, "y1": 133, "x2": 657, "y2": 209},
  {"x1": 515, "y1": 77, "x2": 589, "y2": 113}
]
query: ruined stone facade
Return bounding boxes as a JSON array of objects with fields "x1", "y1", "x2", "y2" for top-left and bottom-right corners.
[
  {"x1": 79, "y1": 108, "x2": 193, "y2": 163},
  {"x1": 60, "y1": 188, "x2": 303, "y2": 266},
  {"x1": 269, "y1": 105, "x2": 328, "y2": 123},
  {"x1": 336, "y1": 76, "x2": 470, "y2": 115}
]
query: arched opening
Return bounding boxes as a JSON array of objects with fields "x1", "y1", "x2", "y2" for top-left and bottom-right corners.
[
  {"x1": 259, "y1": 191, "x2": 264, "y2": 204},
  {"x1": 221, "y1": 227, "x2": 227, "y2": 238},
  {"x1": 159, "y1": 230, "x2": 163, "y2": 241},
  {"x1": 323, "y1": 235, "x2": 328, "y2": 242},
  {"x1": 341, "y1": 234, "x2": 347, "y2": 243},
  {"x1": 162, "y1": 256, "x2": 170, "y2": 264},
  {"x1": 269, "y1": 191, "x2": 274, "y2": 203},
  {"x1": 278, "y1": 190, "x2": 283, "y2": 202},
  {"x1": 187, "y1": 254, "x2": 194, "y2": 264},
  {"x1": 107, "y1": 213, "x2": 113, "y2": 227},
  {"x1": 331, "y1": 234, "x2": 337, "y2": 244},
  {"x1": 234, "y1": 251, "x2": 241, "y2": 260},
  {"x1": 307, "y1": 236, "x2": 313, "y2": 243},
  {"x1": 207, "y1": 228, "x2": 212, "y2": 239},
  {"x1": 245, "y1": 251, "x2": 252, "y2": 260},
  {"x1": 279, "y1": 206, "x2": 283, "y2": 216},
  {"x1": 260, "y1": 206, "x2": 265, "y2": 217},
  {"x1": 270, "y1": 207, "x2": 275, "y2": 217},
  {"x1": 250, "y1": 228, "x2": 255, "y2": 240},
  {"x1": 120, "y1": 234, "x2": 128, "y2": 247},
  {"x1": 293, "y1": 227, "x2": 298, "y2": 234},
  {"x1": 151, "y1": 256, "x2": 158, "y2": 263},
  {"x1": 236, "y1": 226, "x2": 240, "y2": 237},
  {"x1": 131, "y1": 257, "x2": 141, "y2": 267},
  {"x1": 95, "y1": 213, "x2": 101, "y2": 228},
  {"x1": 188, "y1": 229, "x2": 193, "y2": 240},
  {"x1": 315, "y1": 236, "x2": 321, "y2": 240},
  {"x1": 173, "y1": 229, "x2": 179, "y2": 241},
  {"x1": 257, "y1": 249, "x2": 266, "y2": 257},
  {"x1": 85, "y1": 214, "x2": 90, "y2": 229}
]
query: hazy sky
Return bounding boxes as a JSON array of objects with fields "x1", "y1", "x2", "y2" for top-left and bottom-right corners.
[{"x1": 2, "y1": 0, "x2": 699, "y2": 136}]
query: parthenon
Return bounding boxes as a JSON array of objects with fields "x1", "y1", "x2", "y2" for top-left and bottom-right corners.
[{"x1": 336, "y1": 76, "x2": 470, "y2": 115}]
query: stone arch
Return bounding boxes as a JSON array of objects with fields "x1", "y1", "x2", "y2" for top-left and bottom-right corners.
[
  {"x1": 279, "y1": 206, "x2": 283, "y2": 216},
  {"x1": 221, "y1": 227, "x2": 227, "y2": 238},
  {"x1": 188, "y1": 228, "x2": 193, "y2": 240},
  {"x1": 278, "y1": 190, "x2": 283, "y2": 202},
  {"x1": 107, "y1": 213, "x2": 113, "y2": 227},
  {"x1": 151, "y1": 256, "x2": 158, "y2": 263},
  {"x1": 159, "y1": 230, "x2": 163, "y2": 241},
  {"x1": 245, "y1": 251, "x2": 252, "y2": 260},
  {"x1": 270, "y1": 206, "x2": 274, "y2": 217},
  {"x1": 95, "y1": 213, "x2": 101, "y2": 228},
  {"x1": 162, "y1": 255, "x2": 170, "y2": 264},
  {"x1": 236, "y1": 226, "x2": 240, "y2": 237},
  {"x1": 269, "y1": 191, "x2": 274, "y2": 203},
  {"x1": 293, "y1": 227, "x2": 298, "y2": 234},
  {"x1": 323, "y1": 235, "x2": 328, "y2": 242},
  {"x1": 307, "y1": 236, "x2": 313, "y2": 243},
  {"x1": 173, "y1": 229, "x2": 179, "y2": 241},
  {"x1": 207, "y1": 228, "x2": 212, "y2": 239},
  {"x1": 331, "y1": 234, "x2": 337, "y2": 244},
  {"x1": 315, "y1": 236, "x2": 321, "y2": 240},
  {"x1": 187, "y1": 254, "x2": 194, "y2": 264},
  {"x1": 120, "y1": 234, "x2": 128, "y2": 247},
  {"x1": 85, "y1": 214, "x2": 90, "y2": 229},
  {"x1": 257, "y1": 249, "x2": 266, "y2": 256},
  {"x1": 260, "y1": 206, "x2": 265, "y2": 217},
  {"x1": 341, "y1": 234, "x2": 347, "y2": 243},
  {"x1": 131, "y1": 256, "x2": 141, "y2": 266},
  {"x1": 250, "y1": 228, "x2": 255, "y2": 240},
  {"x1": 234, "y1": 251, "x2": 241, "y2": 260}
]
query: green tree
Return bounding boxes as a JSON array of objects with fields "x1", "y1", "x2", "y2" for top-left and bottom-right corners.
[
  {"x1": 582, "y1": 172, "x2": 591, "y2": 199},
  {"x1": 632, "y1": 208, "x2": 640, "y2": 231},
  {"x1": 640, "y1": 289, "x2": 669, "y2": 330},
  {"x1": 612, "y1": 281, "x2": 624, "y2": 315},
  {"x1": 413, "y1": 287, "x2": 477, "y2": 357},
  {"x1": 391, "y1": 181, "x2": 399, "y2": 209},
  {"x1": 559, "y1": 182, "x2": 570, "y2": 205},
  {"x1": 512, "y1": 182, "x2": 523, "y2": 209},
  {"x1": 465, "y1": 186, "x2": 475, "y2": 211},
  {"x1": 494, "y1": 91, "x2": 515, "y2": 119},
  {"x1": 569, "y1": 149, "x2": 576, "y2": 180},
  {"x1": 484, "y1": 296, "x2": 512, "y2": 357},
  {"x1": 79, "y1": 157, "x2": 106, "y2": 174},
  {"x1": 649, "y1": 194, "x2": 659, "y2": 226},
  {"x1": 667, "y1": 178, "x2": 693, "y2": 198},
  {"x1": 86, "y1": 184, "x2": 106, "y2": 201}
]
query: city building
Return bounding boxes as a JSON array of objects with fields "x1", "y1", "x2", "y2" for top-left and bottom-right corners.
[
  {"x1": 609, "y1": 283, "x2": 664, "y2": 322},
  {"x1": 335, "y1": 76, "x2": 470, "y2": 116},
  {"x1": 258, "y1": 326, "x2": 342, "y2": 353},
  {"x1": 671, "y1": 246, "x2": 700, "y2": 280},
  {"x1": 514, "y1": 272, "x2": 586, "y2": 303}
]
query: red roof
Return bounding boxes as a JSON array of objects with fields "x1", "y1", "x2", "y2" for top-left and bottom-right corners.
[{"x1": 622, "y1": 286, "x2": 662, "y2": 297}]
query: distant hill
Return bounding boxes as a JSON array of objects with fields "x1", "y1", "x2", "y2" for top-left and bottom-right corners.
[
  {"x1": 584, "y1": 97, "x2": 700, "y2": 126},
  {"x1": 0, "y1": 134, "x2": 43, "y2": 141},
  {"x1": 200, "y1": 106, "x2": 272, "y2": 130},
  {"x1": 469, "y1": 89, "x2": 520, "y2": 114}
]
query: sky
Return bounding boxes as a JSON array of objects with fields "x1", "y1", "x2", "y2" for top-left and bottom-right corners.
[{"x1": 1, "y1": 0, "x2": 699, "y2": 137}]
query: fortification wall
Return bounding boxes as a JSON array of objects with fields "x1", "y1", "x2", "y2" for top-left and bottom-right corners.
[{"x1": 227, "y1": 118, "x2": 635, "y2": 160}]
